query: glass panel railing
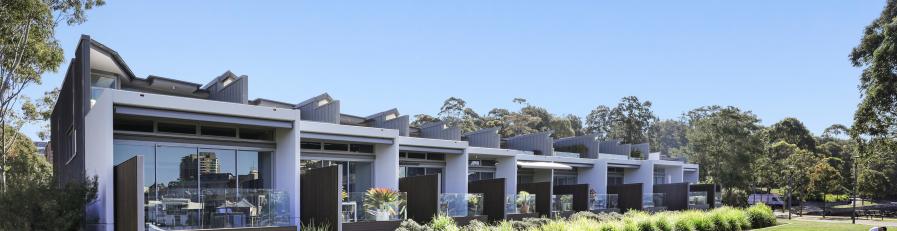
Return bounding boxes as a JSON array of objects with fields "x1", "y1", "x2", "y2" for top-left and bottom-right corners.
[
  {"x1": 689, "y1": 192, "x2": 708, "y2": 206},
  {"x1": 439, "y1": 193, "x2": 484, "y2": 217},
  {"x1": 505, "y1": 193, "x2": 537, "y2": 214},
  {"x1": 643, "y1": 193, "x2": 666, "y2": 210},
  {"x1": 145, "y1": 188, "x2": 292, "y2": 230},
  {"x1": 343, "y1": 191, "x2": 407, "y2": 222},
  {"x1": 588, "y1": 194, "x2": 619, "y2": 210},
  {"x1": 552, "y1": 194, "x2": 574, "y2": 212},
  {"x1": 714, "y1": 192, "x2": 722, "y2": 206}
]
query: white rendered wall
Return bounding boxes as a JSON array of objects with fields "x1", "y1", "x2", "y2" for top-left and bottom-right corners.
[
  {"x1": 444, "y1": 150, "x2": 469, "y2": 193},
  {"x1": 624, "y1": 161, "x2": 655, "y2": 194},
  {"x1": 666, "y1": 165, "x2": 684, "y2": 183},
  {"x1": 275, "y1": 122, "x2": 301, "y2": 225},
  {"x1": 84, "y1": 92, "x2": 114, "y2": 231},
  {"x1": 685, "y1": 170, "x2": 699, "y2": 184},
  {"x1": 374, "y1": 143, "x2": 400, "y2": 189},
  {"x1": 579, "y1": 160, "x2": 608, "y2": 194},
  {"x1": 495, "y1": 156, "x2": 518, "y2": 194}
]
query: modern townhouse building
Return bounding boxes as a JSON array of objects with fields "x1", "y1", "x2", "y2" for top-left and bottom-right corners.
[{"x1": 50, "y1": 36, "x2": 707, "y2": 231}]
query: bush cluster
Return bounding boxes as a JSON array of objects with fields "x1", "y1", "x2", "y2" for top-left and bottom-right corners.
[{"x1": 396, "y1": 204, "x2": 775, "y2": 231}]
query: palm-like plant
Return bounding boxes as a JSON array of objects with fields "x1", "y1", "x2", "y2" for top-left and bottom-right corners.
[{"x1": 363, "y1": 188, "x2": 405, "y2": 219}]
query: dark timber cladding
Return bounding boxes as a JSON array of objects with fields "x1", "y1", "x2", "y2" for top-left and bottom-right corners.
[
  {"x1": 689, "y1": 184, "x2": 719, "y2": 208},
  {"x1": 517, "y1": 182, "x2": 552, "y2": 217},
  {"x1": 114, "y1": 156, "x2": 144, "y2": 231},
  {"x1": 553, "y1": 184, "x2": 590, "y2": 212},
  {"x1": 468, "y1": 178, "x2": 506, "y2": 222},
  {"x1": 654, "y1": 183, "x2": 689, "y2": 211},
  {"x1": 399, "y1": 174, "x2": 441, "y2": 223},
  {"x1": 50, "y1": 35, "x2": 91, "y2": 185},
  {"x1": 300, "y1": 165, "x2": 341, "y2": 231},
  {"x1": 608, "y1": 183, "x2": 643, "y2": 212}
]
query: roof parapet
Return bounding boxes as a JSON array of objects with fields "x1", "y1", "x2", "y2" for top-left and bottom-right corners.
[
  {"x1": 297, "y1": 93, "x2": 340, "y2": 124},
  {"x1": 463, "y1": 127, "x2": 501, "y2": 148},
  {"x1": 419, "y1": 121, "x2": 461, "y2": 140},
  {"x1": 366, "y1": 108, "x2": 409, "y2": 136},
  {"x1": 506, "y1": 131, "x2": 554, "y2": 156}
]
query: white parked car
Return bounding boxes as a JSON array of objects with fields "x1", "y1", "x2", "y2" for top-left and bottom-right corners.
[{"x1": 748, "y1": 194, "x2": 786, "y2": 207}]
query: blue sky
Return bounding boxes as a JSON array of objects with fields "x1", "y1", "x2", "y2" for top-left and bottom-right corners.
[{"x1": 25, "y1": 1, "x2": 886, "y2": 140}]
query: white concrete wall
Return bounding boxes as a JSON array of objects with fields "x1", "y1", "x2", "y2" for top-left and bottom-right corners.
[
  {"x1": 579, "y1": 160, "x2": 608, "y2": 194},
  {"x1": 495, "y1": 156, "x2": 518, "y2": 194},
  {"x1": 84, "y1": 91, "x2": 114, "y2": 231},
  {"x1": 444, "y1": 150, "x2": 469, "y2": 193},
  {"x1": 275, "y1": 122, "x2": 301, "y2": 225},
  {"x1": 624, "y1": 161, "x2": 655, "y2": 194},
  {"x1": 374, "y1": 143, "x2": 400, "y2": 189},
  {"x1": 666, "y1": 165, "x2": 684, "y2": 183}
]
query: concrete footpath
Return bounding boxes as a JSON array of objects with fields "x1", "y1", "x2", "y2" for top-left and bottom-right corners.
[{"x1": 775, "y1": 212, "x2": 897, "y2": 228}]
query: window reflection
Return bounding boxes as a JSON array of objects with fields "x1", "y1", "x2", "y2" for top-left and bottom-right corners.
[{"x1": 114, "y1": 142, "x2": 277, "y2": 230}]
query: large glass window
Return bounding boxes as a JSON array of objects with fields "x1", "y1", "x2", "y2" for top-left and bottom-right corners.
[
  {"x1": 654, "y1": 168, "x2": 667, "y2": 185},
  {"x1": 300, "y1": 160, "x2": 373, "y2": 194},
  {"x1": 114, "y1": 142, "x2": 276, "y2": 230},
  {"x1": 608, "y1": 167, "x2": 624, "y2": 185}
]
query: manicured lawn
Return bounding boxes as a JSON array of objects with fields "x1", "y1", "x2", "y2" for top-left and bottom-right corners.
[{"x1": 755, "y1": 219, "x2": 874, "y2": 231}]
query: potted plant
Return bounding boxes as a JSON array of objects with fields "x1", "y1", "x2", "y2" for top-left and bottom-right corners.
[
  {"x1": 467, "y1": 194, "x2": 481, "y2": 216},
  {"x1": 363, "y1": 188, "x2": 403, "y2": 221},
  {"x1": 517, "y1": 191, "x2": 531, "y2": 214}
]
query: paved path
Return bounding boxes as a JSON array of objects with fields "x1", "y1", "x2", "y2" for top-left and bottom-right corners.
[{"x1": 775, "y1": 212, "x2": 897, "y2": 228}]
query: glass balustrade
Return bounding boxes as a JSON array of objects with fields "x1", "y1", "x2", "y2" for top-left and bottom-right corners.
[
  {"x1": 642, "y1": 193, "x2": 666, "y2": 210},
  {"x1": 505, "y1": 193, "x2": 537, "y2": 214},
  {"x1": 588, "y1": 194, "x2": 619, "y2": 210},
  {"x1": 551, "y1": 194, "x2": 574, "y2": 212},
  {"x1": 342, "y1": 192, "x2": 407, "y2": 222},
  {"x1": 438, "y1": 193, "x2": 484, "y2": 217},
  {"x1": 145, "y1": 188, "x2": 292, "y2": 230}
]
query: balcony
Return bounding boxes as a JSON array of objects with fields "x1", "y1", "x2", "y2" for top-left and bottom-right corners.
[
  {"x1": 504, "y1": 193, "x2": 537, "y2": 215},
  {"x1": 689, "y1": 191, "x2": 709, "y2": 210},
  {"x1": 642, "y1": 193, "x2": 667, "y2": 211},
  {"x1": 551, "y1": 194, "x2": 574, "y2": 217},
  {"x1": 438, "y1": 193, "x2": 484, "y2": 217},
  {"x1": 145, "y1": 188, "x2": 292, "y2": 230},
  {"x1": 341, "y1": 192, "x2": 407, "y2": 222},
  {"x1": 589, "y1": 194, "x2": 619, "y2": 212}
]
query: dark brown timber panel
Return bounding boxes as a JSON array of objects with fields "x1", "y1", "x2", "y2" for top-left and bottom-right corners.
[
  {"x1": 553, "y1": 184, "x2": 590, "y2": 212},
  {"x1": 654, "y1": 183, "x2": 689, "y2": 211},
  {"x1": 607, "y1": 183, "x2": 643, "y2": 212},
  {"x1": 114, "y1": 155, "x2": 144, "y2": 231},
  {"x1": 689, "y1": 184, "x2": 719, "y2": 208},
  {"x1": 517, "y1": 182, "x2": 552, "y2": 217},
  {"x1": 399, "y1": 174, "x2": 441, "y2": 223},
  {"x1": 468, "y1": 178, "x2": 506, "y2": 222},
  {"x1": 341, "y1": 221, "x2": 402, "y2": 231},
  {"x1": 300, "y1": 165, "x2": 341, "y2": 231}
]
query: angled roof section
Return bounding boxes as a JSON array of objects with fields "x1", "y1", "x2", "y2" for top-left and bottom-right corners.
[
  {"x1": 297, "y1": 93, "x2": 341, "y2": 124},
  {"x1": 554, "y1": 133, "x2": 601, "y2": 158},
  {"x1": 419, "y1": 121, "x2": 461, "y2": 140},
  {"x1": 463, "y1": 127, "x2": 501, "y2": 148},
  {"x1": 365, "y1": 108, "x2": 409, "y2": 136},
  {"x1": 506, "y1": 131, "x2": 554, "y2": 156},
  {"x1": 249, "y1": 98, "x2": 295, "y2": 109}
]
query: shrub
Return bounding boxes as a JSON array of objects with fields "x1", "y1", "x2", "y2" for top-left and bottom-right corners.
[
  {"x1": 570, "y1": 211, "x2": 601, "y2": 221},
  {"x1": 745, "y1": 203, "x2": 776, "y2": 228},
  {"x1": 396, "y1": 219, "x2": 430, "y2": 231},
  {"x1": 460, "y1": 220, "x2": 488, "y2": 231},
  {"x1": 429, "y1": 214, "x2": 460, "y2": 231},
  {"x1": 300, "y1": 221, "x2": 332, "y2": 231}
]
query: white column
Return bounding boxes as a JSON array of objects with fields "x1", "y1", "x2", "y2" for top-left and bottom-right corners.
[
  {"x1": 275, "y1": 121, "x2": 300, "y2": 225},
  {"x1": 374, "y1": 143, "x2": 400, "y2": 189},
  {"x1": 83, "y1": 94, "x2": 114, "y2": 231},
  {"x1": 625, "y1": 160, "x2": 655, "y2": 194},
  {"x1": 579, "y1": 160, "x2": 608, "y2": 194},
  {"x1": 444, "y1": 150, "x2": 469, "y2": 193},
  {"x1": 495, "y1": 156, "x2": 518, "y2": 195}
]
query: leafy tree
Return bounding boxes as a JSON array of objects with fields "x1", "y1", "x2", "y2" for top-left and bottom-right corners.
[
  {"x1": 848, "y1": 0, "x2": 897, "y2": 200},
  {"x1": 436, "y1": 97, "x2": 480, "y2": 133},
  {"x1": 808, "y1": 157, "x2": 846, "y2": 218},
  {"x1": 0, "y1": 127, "x2": 97, "y2": 230},
  {"x1": 549, "y1": 117, "x2": 575, "y2": 138},
  {"x1": 585, "y1": 96, "x2": 657, "y2": 143},
  {"x1": 564, "y1": 114, "x2": 585, "y2": 136},
  {"x1": 0, "y1": 0, "x2": 104, "y2": 191},
  {"x1": 754, "y1": 141, "x2": 794, "y2": 193},
  {"x1": 681, "y1": 106, "x2": 763, "y2": 190},
  {"x1": 647, "y1": 119, "x2": 688, "y2": 155},
  {"x1": 764, "y1": 118, "x2": 817, "y2": 152},
  {"x1": 783, "y1": 145, "x2": 816, "y2": 214},
  {"x1": 411, "y1": 114, "x2": 438, "y2": 128}
]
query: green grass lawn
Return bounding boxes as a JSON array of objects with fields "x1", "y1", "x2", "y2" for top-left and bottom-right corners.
[{"x1": 755, "y1": 219, "x2": 874, "y2": 231}]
